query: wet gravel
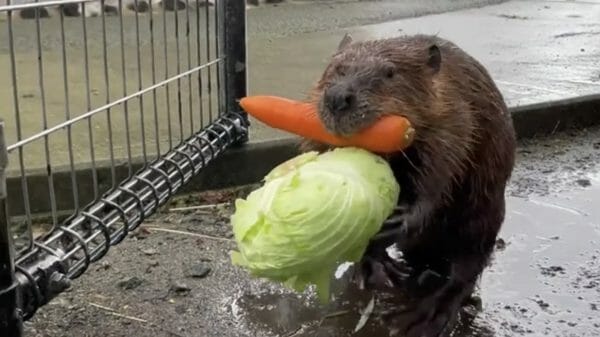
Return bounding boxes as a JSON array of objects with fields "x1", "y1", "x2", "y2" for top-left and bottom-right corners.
[{"x1": 509, "y1": 126, "x2": 600, "y2": 197}]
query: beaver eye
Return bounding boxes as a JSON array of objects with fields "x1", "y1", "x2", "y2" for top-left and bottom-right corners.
[{"x1": 386, "y1": 68, "x2": 395, "y2": 79}]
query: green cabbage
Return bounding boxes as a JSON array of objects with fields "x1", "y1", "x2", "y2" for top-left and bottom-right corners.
[{"x1": 230, "y1": 147, "x2": 400, "y2": 302}]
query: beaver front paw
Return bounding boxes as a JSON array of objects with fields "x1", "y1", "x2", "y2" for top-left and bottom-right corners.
[
  {"x1": 353, "y1": 245, "x2": 413, "y2": 290},
  {"x1": 351, "y1": 206, "x2": 413, "y2": 290}
]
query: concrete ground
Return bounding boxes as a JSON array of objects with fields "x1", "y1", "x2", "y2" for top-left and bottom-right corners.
[{"x1": 2, "y1": 0, "x2": 599, "y2": 173}]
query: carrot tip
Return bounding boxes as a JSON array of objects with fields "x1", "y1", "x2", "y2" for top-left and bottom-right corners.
[{"x1": 404, "y1": 127, "x2": 416, "y2": 144}]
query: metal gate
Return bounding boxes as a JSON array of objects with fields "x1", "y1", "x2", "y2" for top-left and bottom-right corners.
[{"x1": 0, "y1": 1, "x2": 248, "y2": 335}]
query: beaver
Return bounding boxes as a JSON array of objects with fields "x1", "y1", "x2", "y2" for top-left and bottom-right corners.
[{"x1": 300, "y1": 34, "x2": 517, "y2": 336}]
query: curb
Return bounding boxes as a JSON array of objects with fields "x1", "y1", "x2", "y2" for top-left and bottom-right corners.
[
  {"x1": 6, "y1": 94, "x2": 600, "y2": 217},
  {"x1": 511, "y1": 94, "x2": 600, "y2": 139}
]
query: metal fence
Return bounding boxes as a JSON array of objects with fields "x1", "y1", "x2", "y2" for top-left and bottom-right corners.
[{"x1": 0, "y1": 0, "x2": 248, "y2": 335}]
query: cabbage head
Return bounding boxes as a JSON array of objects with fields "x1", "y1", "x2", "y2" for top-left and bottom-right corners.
[{"x1": 230, "y1": 147, "x2": 400, "y2": 302}]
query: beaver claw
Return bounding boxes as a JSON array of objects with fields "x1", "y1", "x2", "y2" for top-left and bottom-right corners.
[{"x1": 353, "y1": 249, "x2": 413, "y2": 290}]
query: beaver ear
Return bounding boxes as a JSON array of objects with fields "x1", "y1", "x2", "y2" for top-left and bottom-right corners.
[
  {"x1": 337, "y1": 33, "x2": 353, "y2": 52},
  {"x1": 427, "y1": 44, "x2": 442, "y2": 73}
]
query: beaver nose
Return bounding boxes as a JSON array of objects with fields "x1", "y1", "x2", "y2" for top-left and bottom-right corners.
[{"x1": 324, "y1": 85, "x2": 356, "y2": 115}]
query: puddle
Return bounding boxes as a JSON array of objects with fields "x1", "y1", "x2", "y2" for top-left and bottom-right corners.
[{"x1": 232, "y1": 185, "x2": 600, "y2": 336}]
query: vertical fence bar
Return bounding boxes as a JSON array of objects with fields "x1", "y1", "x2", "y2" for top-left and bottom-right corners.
[
  {"x1": 219, "y1": 0, "x2": 248, "y2": 143},
  {"x1": 0, "y1": 120, "x2": 23, "y2": 337}
]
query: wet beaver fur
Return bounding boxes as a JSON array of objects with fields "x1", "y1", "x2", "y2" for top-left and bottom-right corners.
[{"x1": 300, "y1": 34, "x2": 517, "y2": 336}]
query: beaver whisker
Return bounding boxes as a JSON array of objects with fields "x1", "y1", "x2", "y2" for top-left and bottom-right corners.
[{"x1": 398, "y1": 151, "x2": 416, "y2": 170}]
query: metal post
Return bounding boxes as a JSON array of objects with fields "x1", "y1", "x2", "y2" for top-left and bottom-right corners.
[
  {"x1": 218, "y1": 0, "x2": 249, "y2": 143},
  {"x1": 0, "y1": 119, "x2": 23, "y2": 337}
]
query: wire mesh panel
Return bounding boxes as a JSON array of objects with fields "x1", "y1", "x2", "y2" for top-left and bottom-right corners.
[{"x1": 0, "y1": 0, "x2": 247, "y2": 334}]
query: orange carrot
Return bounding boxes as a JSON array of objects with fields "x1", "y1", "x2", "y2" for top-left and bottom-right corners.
[{"x1": 239, "y1": 95, "x2": 415, "y2": 153}]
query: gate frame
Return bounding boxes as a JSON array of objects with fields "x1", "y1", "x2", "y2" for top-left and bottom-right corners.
[
  {"x1": 0, "y1": 0, "x2": 248, "y2": 335},
  {"x1": 1, "y1": 119, "x2": 24, "y2": 337}
]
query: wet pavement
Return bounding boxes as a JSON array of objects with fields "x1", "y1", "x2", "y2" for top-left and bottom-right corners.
[
  {"x1": 2, "y1": 0, "x2": 600, "y2": 171},
  {"x1": 232, "y1": 188, "x2": 600, "y2": 337},
  {"x1": 247, "y1": 0, "x2": 600, "y2": 141},
  {"x1": 23, "y1": 125, "x2": 600, "y2": 337}
]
